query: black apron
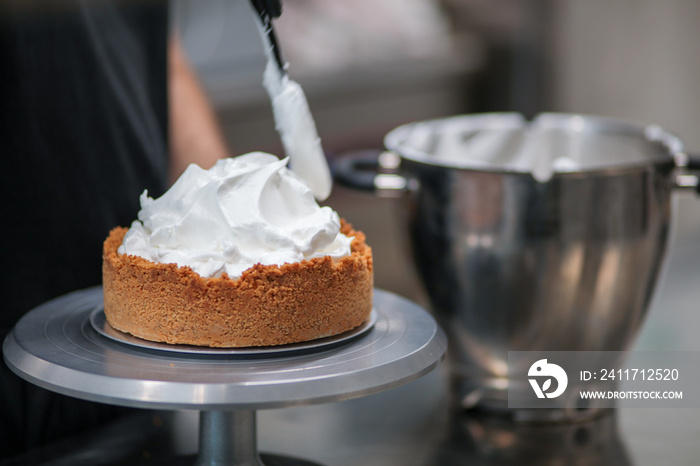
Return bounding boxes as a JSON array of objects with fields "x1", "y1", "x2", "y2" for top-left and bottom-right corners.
[{"x1": 0, "y1": 0, "x2": 169, "y2": 456}]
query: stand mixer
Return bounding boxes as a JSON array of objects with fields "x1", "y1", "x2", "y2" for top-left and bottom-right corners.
[{"x1": 336, "y1": 112, "x2": 700, "y2": 420}]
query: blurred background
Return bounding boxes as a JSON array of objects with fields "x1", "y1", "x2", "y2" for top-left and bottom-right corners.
[
  {"x1": 170, "y1": 1, "x2": 700, "y2": 463},
  {"x1": 174, "y1": 0, "x2": 700, "y2": 155}
]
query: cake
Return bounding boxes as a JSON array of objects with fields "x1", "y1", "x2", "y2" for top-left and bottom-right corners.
[{"x1": 101, "y1": 153, "x2": 373, "y2": 347}]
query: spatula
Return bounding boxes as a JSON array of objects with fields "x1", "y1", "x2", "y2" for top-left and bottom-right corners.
[{"x1": 249, "y1": 0, "x2": 333, "y2": 201}]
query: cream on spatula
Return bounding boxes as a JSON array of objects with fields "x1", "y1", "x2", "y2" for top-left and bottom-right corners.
[{"x1": 251, "y1": 0, "x2": 332, "y2": 201}]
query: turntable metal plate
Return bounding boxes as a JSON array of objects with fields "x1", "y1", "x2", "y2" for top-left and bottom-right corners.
[{"x1": 3, "y1": 287, "x2": 446, "y2": 411}]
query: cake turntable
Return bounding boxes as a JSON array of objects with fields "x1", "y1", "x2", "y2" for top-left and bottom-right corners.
[{"x1": 3, "y1": 286, "x2": 446, "y2": 466}]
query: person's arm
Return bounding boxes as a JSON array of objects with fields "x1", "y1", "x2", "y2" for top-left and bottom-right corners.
[{"x1": 168, "y1": 34, "x2": 230, "y2": 182}]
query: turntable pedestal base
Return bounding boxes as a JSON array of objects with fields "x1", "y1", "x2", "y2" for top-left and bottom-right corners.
[{"x1": 3, "y1": 287, "x2": 446, "y2": 465}]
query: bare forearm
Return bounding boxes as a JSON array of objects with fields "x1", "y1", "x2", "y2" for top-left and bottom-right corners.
[{"x1": 168, "y1": 35, "x2": 229, "y2": 182}]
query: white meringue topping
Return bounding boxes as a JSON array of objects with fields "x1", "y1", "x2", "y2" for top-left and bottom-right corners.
[{"x1": 118, "y1": 152, "x2": 352, "y2": 278}]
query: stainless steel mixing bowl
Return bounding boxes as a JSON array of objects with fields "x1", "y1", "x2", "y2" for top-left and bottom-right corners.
[{"x1": 336, "y1": 113, "x2": 698, "y2": 418}]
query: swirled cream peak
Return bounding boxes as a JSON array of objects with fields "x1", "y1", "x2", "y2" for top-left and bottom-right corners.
[{"x1": 118, "y1": 152, "x2": 352, "y2": 278}]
